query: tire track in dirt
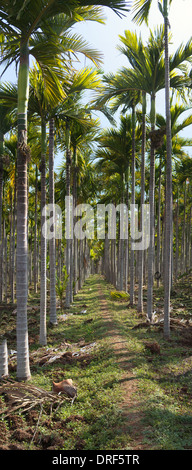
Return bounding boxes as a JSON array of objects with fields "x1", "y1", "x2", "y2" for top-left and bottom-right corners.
[{"x1": 98, "y1": 282, "x2": 151, "y2": 450}]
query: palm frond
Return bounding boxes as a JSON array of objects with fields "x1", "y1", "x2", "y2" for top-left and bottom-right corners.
[{"x1": 132, "y1": 0, "x2": 153, "y2": 25}]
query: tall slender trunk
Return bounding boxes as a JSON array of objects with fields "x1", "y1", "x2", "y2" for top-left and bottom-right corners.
[
  {"x1": 9, "y1": 190, "x2": 13, "y2": 289},
  {"x1": 124, "y1": 170, "x2": 129, "y2": 292},
  {"x1": 72, "y1": 147, "x2": 78, "y2": 295},
  {"x1": 16, "y1": 39, "x2": 31, "y2": 380},
  {"x1": 11, "y1": 160, "x2": 17, "y2": 303},
  {"x1": 79, "y1": 238, "x2": 83, "y2": 289},
  {"x1": 186, "y1": 197, "x2": 190, "y2": 272},
  {"x1": 130, "y1": 105, "x2": 136, "y2": 305},
  {"x1": 182, "y1": 181, "x2": 186, "y2": 273},
  {"x1": 119, "y1": 174, "x2": 124, "y2": 291},
  {"x1": 147, "y1": 92, "x2": 156, "y2": 321},
  {"x1": 138, "y1": 91, "x2": 146, "y2": 313},
  {"x1": 0, "y1": 338, "x2": 8, "y2": 378},
  {"x1": 156, "y1": 161, "x2": 161, "y2": 288},
  {"x1": 49, "y1": 118, "x2": 57, "y2": 325},
  {"x1": 4, "y1": 223, "x2": 7, "y2": 303},
  {"x1": 189, "y1": 205, "x2": 192, "y2": 270},
  {"x1": 65, "y1": 118, "x2": 71, "y2": 308},
  {"x1": 164, "y1": 1, "x2": 172, "y2": 339},
  {"x1": 175, "y1": 189, "x2": 179, "y2": 280},
  {"x1": 33, "y1": 165, "x2": 38, "y2": 294},
  {"x1": 39, "y1": 119, "x2": 47, "y2": 345},
  {"x1": 0, "y1": 131, "x2": 4, "y2": 302}
]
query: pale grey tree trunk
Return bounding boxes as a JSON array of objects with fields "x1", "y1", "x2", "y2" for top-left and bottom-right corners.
[
  {"x1": 39, "y1": 120, "x2": 47, "y2": 345},
  {"x1": 0, "y1": 338, "x2": 8, "y2": 378},
  {"x1": 4, "y1": 227, "x2": 7, "y2": 304},
  {"x1": 175, "y1": 190, "x2": 179, "y2": 280},
  {"x1": 119, "y1": 241, "x2": 124, "y2": 291},
  {"x1": 113, "y1": 239, "x2": 117, "y2": 288},
  {"x1": 65, "y1": 147, "x2": 71, "y2": 308},
  {"x1": 110, "y1": 240, "x2": 114, "y2": 285},
  {"x1": 188, "y1": 204, "x2": 192, "y2": 271},
  {"x1": 16, "y1": 40, "x2": 31, "y2": 380},
  {"x1": 49, "y1": 118, "x2": 57, "y2": 325},
  {"x1": 0, "y1": 139, "x2": 3, "y2": 302},
  {"x1": 124, "y1": 174, "x2": 129, "y2": 293},
  {"x1": 163, "y1": 1, "x2": 172, "y2": 339},
  {"x1": 11, "y1": 162, "x2": 17, "y2": 303},
  {"x1": 182, "y1": 181, "x2": 186, "y2": 273},
  {"x1": 138, "y1": 91, "x2": 146, "y2": 313},
  {"x1": 16, "y1": 133, "x2": 31, "y2": 380},
  {"x1": 33, "y1": 165, "x2": 38, "y2": 294},
  {"x1": 70, "y1": 239, "x2": 73, "y2": 304},
  {"x1": 73, "y1": 160, "x2": 78, "y2": 295},
  {"x1": 74, "y1": 237, "x2": 78, "y2": 295},
  {"x1": 186, "y1": 203, "x2": 190, "y2": 272},
  {"x1": 119, "y1": 182, "x2": 125, "y2": 291},
  {"x1": 65, "y1": 118, "x2": 71, "y2": 308},
  {"x1": 156, "y1": 162, "x2": 161, "y2": 288},
  {"x1": 78, "y1": 238, "x2": 83, "y2": 290},
  {"x1": 130, "y1": 105, "x2": 136, "y2": 305},
  {"x1": 104, "y1": 234, "x2": 109, "y2": 282},
  {"x1": 147, "y1": 93, "x2": 156, "y2": 321}
]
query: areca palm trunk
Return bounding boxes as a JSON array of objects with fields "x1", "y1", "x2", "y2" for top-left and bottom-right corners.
[
  {"x1": 33, "y1": 165, "x2": 38, "y2": 294},
  {"x1": 130, "y1": 104, "x2": 136, "y2": 305},
  {"x1": 138, "y1": 91, "x2": 146, "y2": 313},
  {"x1": 147, "y1": 92, "x2": 156, "y2": 321},
  {"x1": 72, "y1": 148, "x2": 78, "y2": 295},
  {"x1": 175, "y1": 189, "x2": 179, "y2": 280},
  {"x1": 164, "y1": 0, "x2": 172, "y2": 339},
  {"x1": 11, "y1": 161, "x2": 17, "y2": 303},
  {"x1": 156, "y1": 161, "x2": 162, "y2": 288},
  {"x1": 65, "y1": 119, "x2": 71, "y2": 308},
  {"x1": 124, "y1": 170, "x2": 129, "y2": 292},
  {"x1": 16, "y1": 39, "x2": 31, "y2": 380},
  {"x1": 49, "y1": 118, "x2": 57, "y2": 325},
  {"x1": 0, "y1": 338, "x2": 8, "y2": 378},
  {"x1": 0, "y1": 132, "x2": 3, "y2": 302},
  {"x1": 182, "y1": 181, "x2": 186, "y2": 273},
  {"x1": 39, "y1": 119, "x2": 47, "y2": 345},
  {"x1": 119, "y1": 174, "x2": 125, "y2": 291}
]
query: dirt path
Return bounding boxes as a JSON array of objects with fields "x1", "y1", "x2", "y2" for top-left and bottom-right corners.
[{"x1": 98, "y1": 283, "x2": 150, "y2": 450}]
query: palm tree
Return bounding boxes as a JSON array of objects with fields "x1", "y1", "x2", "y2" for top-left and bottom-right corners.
[
  {"x1": 155, "y1": 103, "x2": 192, "y2": 283},
  {"x1": 131, "y1": 0, "x2": 191, "y2": 338},
  {"x1": 28, "y1": 65, "x2": 61, "y2": 343},
  {"x1": 0, "y1": 2, "x2": 69, "y2": 379},
  {"x1": 108, "y1": 27, "x2": 192, "y2": 322},
  {"x1": 70, "y1": 117, "x2": 100, "y2": 295},
  {"x1": 0, "y1": 0, "x2": 130, "y2": 379},
  {"x1": 48, "y1": 117, "x2": 57, "y2": 323},
  {"x1": 137, "y1": 91, "x2": 146, "y2": 312},
  {"x1": 95, "y1": 114, "x2": 141, "y2": 290},
  {"x1": 94, "y1": 28, "x2": 164, "y2": 313},
  {"x1": 55, "y1": 67, "x2": 101, "y2": 307}
]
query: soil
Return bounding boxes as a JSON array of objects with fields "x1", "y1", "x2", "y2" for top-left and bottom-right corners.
[{"x1": 98, "y1": 283, "x2": 151, "y2": 450}]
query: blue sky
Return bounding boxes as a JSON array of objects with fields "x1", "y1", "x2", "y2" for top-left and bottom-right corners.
[
  {"x1": 1, "y1": 0, "x2": 192, "y2": 169},
  {"x1": 71, "y1": 0, "x2": 192, "y2": 166}
]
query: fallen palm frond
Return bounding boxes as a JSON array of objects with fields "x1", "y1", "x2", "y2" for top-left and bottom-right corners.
[{"x1": 0, "y1": 380, "x2": 72, "y2": 419}]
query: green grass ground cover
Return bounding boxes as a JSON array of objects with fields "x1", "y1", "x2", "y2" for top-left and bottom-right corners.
[{"x1": 0, "y1": 274, "x2": 192, "y2": 450}]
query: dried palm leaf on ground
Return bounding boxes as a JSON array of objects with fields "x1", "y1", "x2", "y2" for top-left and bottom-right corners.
[
  {"x1": 52, "y1": 379, "x2": 77, "y2": 398},
  {"x1": 0, "y1": 380, "x2": 72, "y2": 418}
]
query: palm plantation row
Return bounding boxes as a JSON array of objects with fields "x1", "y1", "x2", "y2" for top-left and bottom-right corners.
[{"x1": 0, "y1": 0, "x2": 192, "y2": 381}]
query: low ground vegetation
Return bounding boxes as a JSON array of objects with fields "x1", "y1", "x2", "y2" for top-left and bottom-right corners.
[{"x1": 0, "y1": 274, "x2": 192, "y2": 450}]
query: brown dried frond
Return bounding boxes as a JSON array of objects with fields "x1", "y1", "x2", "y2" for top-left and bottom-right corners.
[{"x1": 149, "y1": 126, "x2": 166, "y2": 149}]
